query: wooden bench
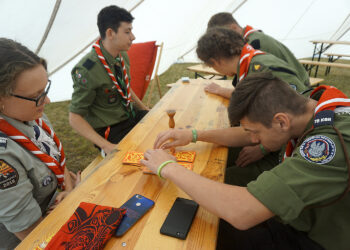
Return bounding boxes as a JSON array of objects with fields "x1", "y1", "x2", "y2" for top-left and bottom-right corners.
[
  {"x1": 299, "y1": 59, "x2": 350, "y2": 77},
  {"x1": 324, "y1": 53, "x2": 350, "y2": 74},
  {"x1": 309, "y1": 77, "x2": 324, "y2": 86}
]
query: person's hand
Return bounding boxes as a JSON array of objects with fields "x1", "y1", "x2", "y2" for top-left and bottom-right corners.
[
  {"x1": 235, "y1": 145, "x2": 265, "y2": 167},
  {"x1": 47, "y1": 191, "x2": 70, "y2": 214},
  {"x1": 102, "y1": 142, "x2": 117, "y2": 155},
  {"x1": 141, "y1": 149, "x2": 177, "y2": 174},
  {"x1": 154, "y1": 129, "x2": 192, "y2": 149},
  {"x1": 69, "y1": 170, "x2": 81, "y2": 187},
  {"x1": 204, "y1": 82, "x2": 223, "y2": 95}
]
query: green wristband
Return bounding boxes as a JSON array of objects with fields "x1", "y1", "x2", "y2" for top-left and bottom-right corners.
[
  {"x1": 157, "y1": 160, "x2": 177, "y2": 179},
  {"x1": 192, "y1": 129, "x2": 198, "y2": 143},
  {"x1": 259, "y1": 144, "x2": 267, "y2": 156}
]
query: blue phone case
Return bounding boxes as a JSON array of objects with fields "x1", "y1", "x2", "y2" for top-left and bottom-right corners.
[{"x1": 115, "y1": 194, "x2": 155, "y2": 236}]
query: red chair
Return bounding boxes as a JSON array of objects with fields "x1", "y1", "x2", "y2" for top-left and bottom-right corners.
[{"x1": 127, "y1": 41, "x2": 163, "y2": 106}]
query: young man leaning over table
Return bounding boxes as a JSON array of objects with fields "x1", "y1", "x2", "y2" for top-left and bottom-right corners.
[
  {"x1": 141, "y1": 72, "x2": 350, "y2": 250},
  {"x1": 69, "y1": 5, "x2": 148, "y2": 157}
]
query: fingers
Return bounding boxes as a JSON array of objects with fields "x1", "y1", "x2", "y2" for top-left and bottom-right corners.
[{"x1": 154, "y1": 131, "x2": 171, "y2": 149}]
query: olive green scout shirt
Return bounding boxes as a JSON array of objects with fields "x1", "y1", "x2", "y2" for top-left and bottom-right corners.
[
  {"x1": 243, "y1": 26, "x2": 310, "y2": 87},
  {"x1": 70, "y1": 43, "x2": 131, "y2": 129},
  {"x1": 247, "y1": 110, "x2": 350, "y2": 250},
  {"x1": 237, "y1": 53, "x2": 308, "y2": 93},
  {"x1": 0, "y1": 114, "x2": 57, "y2": 245}
]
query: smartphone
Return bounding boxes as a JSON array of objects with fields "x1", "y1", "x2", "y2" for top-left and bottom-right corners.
[
  {"x1": 160, "y1": 197, "x2": 199, "y2": 240},
  {"x1": 115, "y1": 194, "x2": 155, "y2": 236}
]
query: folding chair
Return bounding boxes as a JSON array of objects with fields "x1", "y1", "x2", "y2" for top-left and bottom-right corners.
[{"x1": 127, "y1": 41, "x2": 163, "y2": 107}]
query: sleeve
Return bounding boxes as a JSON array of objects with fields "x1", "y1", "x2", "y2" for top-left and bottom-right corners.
[
  {"x1": 247, "y1": 134, "x2": 347, "y2": 222},
  {"x1": 69, "y1": 66, "x2": 97, "y2": 116},
  {"x1": 0, "y1": 155, "x2": 41, "y2": 233}
]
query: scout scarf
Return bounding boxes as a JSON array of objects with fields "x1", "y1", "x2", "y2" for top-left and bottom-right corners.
[
  {"x1": 0, "y1": 117, "x2": 65, "y2": 187},
  {"x1": 283, "y1": 85, "x2": 350, "y2": 160},
  {"x1": 238, "y1": 44, "x2": 264, "y2": 81},
  {"x1": 93, "y1": 39, "x2": 131, "y2": 107},
  {"x1": 243, "y1": 25, "x2": 258, "y2": 40}
]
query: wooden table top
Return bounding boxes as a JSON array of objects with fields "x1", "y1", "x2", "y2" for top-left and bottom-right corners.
[
  {"x1": 187, "y1": 64, "x2": 225, "y2": 77},
  {"x1": 17, "y1": 79, "x2": 231, "y2": 250},
  {"x1": 310, "y1": 40, "x2": 350, "y2": 46},
  {"x1": 309, "y1": 77, "x2": 324, "y2": 86}
]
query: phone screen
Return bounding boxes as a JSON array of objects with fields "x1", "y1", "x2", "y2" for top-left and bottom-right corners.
[
  {"x1": 160, "y1": 197, "x2": 199, "y2": 239},
  {"x1": 115, "y1": 194, "x2": 155, "y2": 237}
]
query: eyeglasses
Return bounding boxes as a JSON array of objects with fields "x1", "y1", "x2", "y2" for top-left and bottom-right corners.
[{"x1": 11, "y1": 80, "x2": 51, "y2": 107}]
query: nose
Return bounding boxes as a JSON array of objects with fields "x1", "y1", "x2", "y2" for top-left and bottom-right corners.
[
  {"x1": 44, "y1": 95, "x2": 51, "y2": 105},
  {"x1": 131, "y1": 32, "x2": 136, "y2": 41}
]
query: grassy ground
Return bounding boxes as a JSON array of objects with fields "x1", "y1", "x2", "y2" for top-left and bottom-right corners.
[{"x1": 45, "y1": 61, "x2": 350, "y2": 172}]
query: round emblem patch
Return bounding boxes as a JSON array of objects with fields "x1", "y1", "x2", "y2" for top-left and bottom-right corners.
[{"x1": 299, "y1": 135, "x2": 336, "y2": 164}]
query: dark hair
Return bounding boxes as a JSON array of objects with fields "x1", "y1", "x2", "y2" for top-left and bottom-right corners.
[
  {"x1": 97, "y1": 5, "x2": 134, "y2": 40},
  {"x1": 0, "y1": 38, "x2": 47, "y2": 98},
  {"x1": 228, "y1": 72, "x2": 308, "y2": 127},
  {"x1": 196, "y1": 27, "x2": 244, "y2": 66},
  {"x1": 207, "y1": 12, "x2": 238, "y2": 29}
]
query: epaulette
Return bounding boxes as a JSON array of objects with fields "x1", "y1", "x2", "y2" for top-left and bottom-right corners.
[
  {"x1": 313, "y1": 110, "x2": 334, "y2": 127},
  {"x1": 250, "y1": 39, "x2": 261, "y2": 49},
  {"x1": 83, "y1": 59, "x2": 95, "y2": 70},
  {"x1": 268, "y1": 66, "x2": 297, "y2": 76},
  {"x1": 0, "y1": 132, "x2": 8, "y2": 150}
]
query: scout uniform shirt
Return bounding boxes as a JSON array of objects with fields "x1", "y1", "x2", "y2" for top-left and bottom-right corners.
[
  {"x1": 0, "y1": 114, "x2": 58, "y2": 248},
  {"x1": 237, "y1": 53, "x2": 308, "y2": 93},
  {"x1": 247, "y1": 90, "x2": 350, "y2": 250},
  {"x1": 70, "y1": 44, "x2": 132, "y2": 129},
  {"x1": 243, "y1": 26, "x2": 310, "y2": 87}
]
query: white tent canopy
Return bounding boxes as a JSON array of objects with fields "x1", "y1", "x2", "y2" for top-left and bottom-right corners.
[{"x1": 1, "y1": 0, "x2": 350, "y2": 102}]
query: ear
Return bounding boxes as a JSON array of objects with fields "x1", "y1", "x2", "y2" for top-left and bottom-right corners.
[
  {"x1": 105, "y1": 28, "x2": 115, "y2": 40},
  {"x1": 272, "y1": 113, "x2": 290, "y2": 132}
]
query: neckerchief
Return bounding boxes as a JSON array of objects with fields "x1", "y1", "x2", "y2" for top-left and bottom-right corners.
[
  {"x1": 0, "y1": 117, "x2": 65, "y2": 187},
  {"x1": 283, "y1": 85, "x2": 350, "y2": 160},
  {"x1": 93, "y1": 39, "x2": 131, "y2": 107},
  {"x1": 238, "y1": 44, "x2": 264, "y2": 81},
  {"x1": 243, "y1": 25, "x2": 258, "y2": 40}
]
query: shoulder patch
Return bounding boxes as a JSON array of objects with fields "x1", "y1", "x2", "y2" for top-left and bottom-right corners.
[
  {"x1": 0, "y1": 159, "x2": 19, "y2": 189},
  {"x1": 299, "y1": 135, "x2": 336, "y2": 164},
  {"x1": 250, "y1": 39, "x2": 261, "y2": 49},
  {"x1": 82, "y1": 59, "x2": 95, "y2": 70},
  {"x1": 0, "y1": 132, "x2": 8, "y2": 150},
  {"x1": 251, "y1": 62, "x2": 264, "y2": 72},
  {"x1": 314, "y1": 110, "x2": 334, "y2": 127}
]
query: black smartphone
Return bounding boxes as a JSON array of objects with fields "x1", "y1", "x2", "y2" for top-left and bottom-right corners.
[
  {"x1": 160, "y1": 197, "x2": 199, "y2": 240},
  {"x1": 115, "y1": 194, "x2": 155, "y2": 237}
]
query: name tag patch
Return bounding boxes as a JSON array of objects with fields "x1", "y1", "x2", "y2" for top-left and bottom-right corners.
[
  {"x1": 300, "y1": 135, "x2": 336, "y2": 164},
  {"x1": 0, "y1": 159, "x2": 19, "y2": 189}
]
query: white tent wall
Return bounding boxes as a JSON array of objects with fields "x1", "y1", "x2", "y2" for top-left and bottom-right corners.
[{"x1": 1, "y1": 0, "x2": 350, "y2": 102}]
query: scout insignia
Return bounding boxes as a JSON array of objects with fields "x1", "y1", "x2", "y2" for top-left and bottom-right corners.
[
  {"x1": 42, "y1": 175, "x2": 53, "y2": 187},
  {"x1": 254, "y1": 64, "x2": 261, "y2": 71},
  {"x1": 299, "y1": 135, "x2": 336, "y2": 164},
  {"x1": 252, "y1": 63, "x2": 263, "y2": 72},
  {"x1": 0, "y1": 159, "x2": 19, "y2": 189}
]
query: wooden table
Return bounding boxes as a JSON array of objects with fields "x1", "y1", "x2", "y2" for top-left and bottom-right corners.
[
  {"x1": 187, "y1": 64, "x2": 226, "y2": 79},
  {"x1": 17, "y1": 79, "x2": 231, "y2": 250},
  {"x1": 309, "y1": 77, "x2": 324, "y2": 86}
]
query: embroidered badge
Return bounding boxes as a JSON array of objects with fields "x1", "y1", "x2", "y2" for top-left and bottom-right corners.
[
  {"x1": 0, "y1": 159, "x2": 19, "y2": 189},
  {"x1": 42, "y1": 175, "x2": 53, "y2": 187},
  {"x1": 300, "y1": 135, "x2": 336, "y2": 164},
  {"x1": 314, "y1": 110, "x2": 334, "y2": 127},
  {"x1": 254, "y1": 64, "x2": 261, "y2": 71},
  {"x1": 0, "y1": 132, "x2": 8, "y2": 150}
]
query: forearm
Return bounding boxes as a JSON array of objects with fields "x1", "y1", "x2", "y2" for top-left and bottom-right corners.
[
  {"x1": 197, "y1": 127, "x2": 253, "y2": 147},
  {"x1": 219, "y1": 87, "x2": 234, "y2": 99},
  {"x1": 63, "y1": 167, "x2": 73, "y2": 191},
  {"x1": 131, "y1": 89, "x2": 149, "y2": 110},
  {"x1": 162, "y1": 164, "x2": 273, "y2": 230},
  {"x1": 14, "y1": 217, "x2": 43, "y2": 240},
  {"x1": 69, "y1": 112, "x2": 112, "y2": 150}
]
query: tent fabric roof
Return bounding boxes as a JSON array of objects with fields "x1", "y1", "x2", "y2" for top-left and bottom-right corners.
[{"x1": 1, "y1": 0, "x2": 349, "y2": 102}]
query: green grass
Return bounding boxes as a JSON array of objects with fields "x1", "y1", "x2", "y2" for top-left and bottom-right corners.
[{"x1": 45, "y1": 61, "x2": 350, "y2": 172}]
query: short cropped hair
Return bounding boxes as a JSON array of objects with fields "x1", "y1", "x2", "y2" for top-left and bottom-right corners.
[
  {"x1": 207, "y1": 12, "x2": 238, "y2": 29},
  {"x1": 97, "y1": 5, "x2": 134, "y2": 39},
  {"x1": 196, "y1": 27, "x2": 244, "y2": 66},
  {"x1": 228, "y1": 72, "x2": 308, "y2": 127}
]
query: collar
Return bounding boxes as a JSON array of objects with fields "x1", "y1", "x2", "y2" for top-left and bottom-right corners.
[{"x1": 0, "y1": 114, "x2": 36, "y2": 139}]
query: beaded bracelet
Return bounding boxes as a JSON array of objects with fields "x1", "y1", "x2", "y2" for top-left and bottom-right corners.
[
  {"x1": 157, "y1": 160, "x2": 177, "y2": 179},
  {"x1": 192, "y1": 129, "x2": 198, "y2": 143}
]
